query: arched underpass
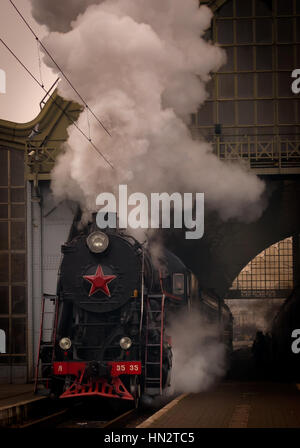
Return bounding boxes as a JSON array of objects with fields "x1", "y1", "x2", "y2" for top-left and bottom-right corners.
[
  {"x1": 224, "y1": 235, "x2": 295, "y2": 379},
  {"x1": 164, "y1": 176, "x2": 300, "y2": 298},
  {"x1": 162, "y1": 176, "x2": 300, "y2": 380}
]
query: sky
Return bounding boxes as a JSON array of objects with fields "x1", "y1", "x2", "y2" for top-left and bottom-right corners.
[{"x1": 0, "y1": 0, "x2": 56, "y2": 123}]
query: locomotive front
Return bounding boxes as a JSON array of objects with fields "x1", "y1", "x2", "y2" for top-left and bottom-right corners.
[{"x1": 50, "y1": 221, "x2": 146, "y2": 402}]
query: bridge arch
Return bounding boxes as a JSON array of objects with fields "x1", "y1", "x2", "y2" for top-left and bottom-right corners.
[
  {"x1": 164, "y1": 178, "x2": 300, "y2": 297},
  {"x1": 228, "y1": 236, "x2": 293, "y2": 299}
]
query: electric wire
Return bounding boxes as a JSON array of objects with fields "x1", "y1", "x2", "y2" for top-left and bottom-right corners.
[
  {"x1": 0, "y1": 37, "x2": 114, "y2": 169},
  {"x1": 36, "y1": 39, "x2": 44, "y2": 88},
  {"x1": 8, "y1": 0, "x2": 112, "y2": 138}
]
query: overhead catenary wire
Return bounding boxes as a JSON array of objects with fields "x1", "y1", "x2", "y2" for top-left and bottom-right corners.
[
  {"x1": 86, "y1": 106, "x2": 91, "y2": 142},
  {"x1": 0, "y1": 37, "x2": 114, "y2": 169},
  {"x1": 8, "y1": 0, "x2": 112, "y2": 138},
  {"x1": 36, "y1": 38, "x2": 44, "y2": 88}
]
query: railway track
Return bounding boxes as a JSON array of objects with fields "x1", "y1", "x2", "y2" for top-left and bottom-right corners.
[
  {"x1": 56, "y1": 406, "x2": 156, "y2": 428},
  {"x1": 8, "y1": 390, "x2": 176, "y2": 429},
  {"x1": 10, "y1": 400, "x2": 157, "y2": 429}
]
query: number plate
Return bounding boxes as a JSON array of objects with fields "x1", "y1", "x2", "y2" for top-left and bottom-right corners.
[{"x1": 110, "y1": 361, "x2": 142, "y2": 376}]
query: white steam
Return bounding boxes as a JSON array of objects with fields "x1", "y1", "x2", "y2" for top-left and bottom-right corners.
[
  {"x1": 29, "y1": 0, "x2": 265, "y2": 223},
  {"x1": 30, "y1": 0, "x2": 235, "y2": 394},
  {"x1": 168, "y1": 310, "x2": 226, "y2": 393},
  {"x1": 30, "y1": 0, "x2": 104, "y2": 32}
]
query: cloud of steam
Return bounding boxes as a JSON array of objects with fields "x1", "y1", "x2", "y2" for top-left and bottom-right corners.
[
  {"x1": 168, "y1": 310, "x2": 226, "y2": 393},
  {"x1": 30, "y1": 0, "x2": 265, "y2": 223},
  {"x1": 30, "y1": 0, "x2": 103, "y2": 32}
]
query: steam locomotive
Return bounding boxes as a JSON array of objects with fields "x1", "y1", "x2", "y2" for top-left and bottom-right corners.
[{"x1": 35, "y1": 213, "x2": 233, "y2": 406}]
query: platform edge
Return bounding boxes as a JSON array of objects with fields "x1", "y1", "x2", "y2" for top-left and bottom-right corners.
[{"x1": 136, "y1": 393, "x2": 189, "y2": 428}]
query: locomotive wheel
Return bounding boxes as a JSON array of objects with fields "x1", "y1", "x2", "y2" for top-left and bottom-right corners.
[{"x1": 130, "y1": 375, "x2": 141, "y2": 409}]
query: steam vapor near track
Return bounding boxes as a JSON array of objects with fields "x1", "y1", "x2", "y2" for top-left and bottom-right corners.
[{"x1": 168, "y1": 310, "x2": 226, "y2": 393}]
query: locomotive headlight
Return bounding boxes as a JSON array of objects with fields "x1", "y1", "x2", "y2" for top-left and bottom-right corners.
[
  {"x1": 87, "y1": 231, "x2": 109, "y2": 254},
  {"x1": 59, "y1": 337, "x2": 72, "y2": 350},
  {"x1": 120, "y1": 337, "x2": 132, "y2": 350}
]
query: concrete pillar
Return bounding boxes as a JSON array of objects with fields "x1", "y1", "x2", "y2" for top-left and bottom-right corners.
[
  {"x1": 27, "y1": 182, "x2": 43, "y2": 379},
  {"x1": 26, "y1": 181, "x2": 33, "y2": 381}
]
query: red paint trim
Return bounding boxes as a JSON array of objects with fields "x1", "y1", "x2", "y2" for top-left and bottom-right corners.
[
  {"x1": 51, "y1": 298, "x2": 59, "y2": 364},
  {"x1": 60, "y1": 376, "x2": 133, "y2": 401},
  {"x1": 110, "y1": 361, "x2": 142, "y2": 376},
  {"x1": 159, "y1": 272, "x2": 183, "y2": 301},
  {"x1": 53, "y1": 361, "x2": 141, "y2": 377},
  {"x1": 164, "y1": 291, "x2": 183, "y2": 301},
  {"x1": 53, "y1": 361, "x2": 86, "y2": 375}
]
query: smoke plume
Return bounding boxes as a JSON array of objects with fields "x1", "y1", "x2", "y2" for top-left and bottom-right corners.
[
  {"x1": 30, "y1": 0, "x2": 103, "y2": 33},
  {"x1": 168, "y1": 310, "x2": 226, "y2": 393},
  {"x1": 29, "y1": 0, "x2": 265, "y2": 223}
]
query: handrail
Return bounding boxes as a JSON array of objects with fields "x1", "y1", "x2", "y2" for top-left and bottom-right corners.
[
  {"x1": 39, "y1": 78, "x2": 60, "y2": 110},
  {"x1": 24, "y1": 135, "x2": 300, "y2": 182},
  {"x1": 210, "y1": 135, "x2": 300, "y2": 172}
]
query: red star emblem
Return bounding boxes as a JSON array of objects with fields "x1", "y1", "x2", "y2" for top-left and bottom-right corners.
[{"x1": 83, "y1": 265, "x2": 116, "y2": 297}]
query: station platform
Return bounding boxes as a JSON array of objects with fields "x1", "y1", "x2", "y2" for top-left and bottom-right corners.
[
  {"x1": 138, "y1": 382, "x2": 300, "y2": 428},
  {"x1": 0, "y1": 384, "x2": 46, "y2": 427}
]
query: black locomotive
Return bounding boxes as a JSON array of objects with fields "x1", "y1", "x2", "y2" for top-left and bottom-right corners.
[{"x1": 35, "y1": 213, "x2": 233, "y2": 406}]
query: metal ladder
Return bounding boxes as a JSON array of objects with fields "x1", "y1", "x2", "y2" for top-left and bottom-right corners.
[
  {"x1": 144, "y1": 294, "x2": 165, "y2": 395},
  {"x1": 34, "y1": 294, "x2": 59, "y2": 393}
]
